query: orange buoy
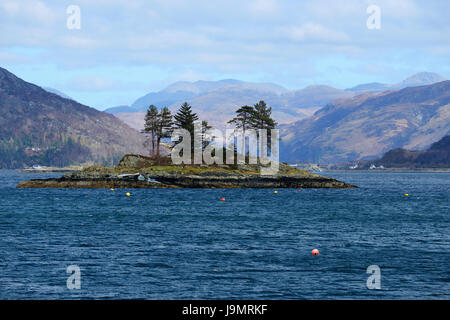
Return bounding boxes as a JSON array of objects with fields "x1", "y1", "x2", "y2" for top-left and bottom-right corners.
[
  {"x1": 220, "y1": 197, "x2": 226, "y2": 201},
  {"x1": 312, "y1": 248, "x2": 319, "y2": 256}
]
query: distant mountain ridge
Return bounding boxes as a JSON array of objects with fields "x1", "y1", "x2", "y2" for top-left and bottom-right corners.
[
  {"x1": 0, "y1": 67, "x2": 146, "y2": 168},
  {"x1": 346, "y1": 72, "x2": 447, "y2": 94},
  {"x1": 1, "y1": 66, "x2": 446, "y2": 168},
  {"x1": 107, "y1": 72, "x2": 447, "y2": 131},
  {"x1": 280, "y1": 80, "x2": 450, "y2": 164}
]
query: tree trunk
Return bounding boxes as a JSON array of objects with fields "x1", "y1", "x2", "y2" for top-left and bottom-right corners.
[
  {"x1": 151, "y1": 132, "x2": 156, "y2": 156},
  {"x1": 241, "y1": 128, "x2": 245, "y2": 159},
  {"x1": 157, "y1": 137, "x2": 161, "y2": 158}
]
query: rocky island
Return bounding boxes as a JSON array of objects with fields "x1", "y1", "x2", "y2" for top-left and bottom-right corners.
[{"x1": 16, "y1": 155, "x2": 356, "y2": 189}]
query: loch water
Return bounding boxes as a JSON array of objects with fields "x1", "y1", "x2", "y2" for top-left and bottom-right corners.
[{"x1": 0, "y1": 170, "x2": 448, "y2": 299}]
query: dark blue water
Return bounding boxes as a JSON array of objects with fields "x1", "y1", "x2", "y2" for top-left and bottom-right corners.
[{"x1": 0, "y1": 170, "x2": 448, "y2": 299}]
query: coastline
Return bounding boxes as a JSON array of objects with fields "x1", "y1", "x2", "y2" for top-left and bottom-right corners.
[
  {"x1": 17, "y1": 174, "x2": 355, "y2": 189},
  {"x1": 18, "y1": 165, "x2": 84, "y2": 173},
  {"x1": 16, "y1": 155, "x2": 357, "y2": 189},
  {"x1": 323, "y1": 168, "x2": 450, "y2": 173}
]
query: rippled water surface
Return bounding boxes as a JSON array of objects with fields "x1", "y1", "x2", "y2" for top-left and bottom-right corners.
[{"x1": 0, "y1": 170, "x2": 448, "y2": 299}]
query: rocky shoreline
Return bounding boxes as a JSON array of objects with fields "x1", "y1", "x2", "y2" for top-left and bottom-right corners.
[
  {"x1": 17, "y1": 174, "x2": 355, "y2": 189},
  {"x1": 16, "y1": 155, "x2": 357, "y2": 189}
]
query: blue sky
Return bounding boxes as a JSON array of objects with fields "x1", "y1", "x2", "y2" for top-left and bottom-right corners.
[{"x1": 1, "y1": 0, "x2": 449, "y2": 110}]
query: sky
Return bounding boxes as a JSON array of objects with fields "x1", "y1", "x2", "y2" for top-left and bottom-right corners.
[{"x1": 1, "y1": 0, "x2": 449, "y2": 110}]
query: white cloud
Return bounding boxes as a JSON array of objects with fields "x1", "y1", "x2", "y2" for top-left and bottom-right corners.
[
  {"x1": 0, "y1": 0, "x2": 57, "y2": 25},
  {"x1": 284, "y1": 23, "x2": 351, "y2": 43},
  {"x1": 169, "y1": 69, "x2": 210, "y2": 82},
  {"x1": 381, "y1": 0, "x2": 420, "y2": 18},
  {"x1": 66, "y1": 75, "x2": 116, "y2": 91},
  {"x1": 127, "y1": 30, "x2": 213, "y2": 50},
  {"x1": 247, "y1": 0, "x2": 280, "y2": 17},
  {"x1": 1, "y1": 0, "x2": 449, "y2": 107},
  {"x1": 0, "y1": 2, "x2": 20, "y2": 15},
  {"x1": 0, "y1": 50, "x2": 34, "y2": 64},
  {"x1": 305, "y1": 0, "x2": 363, "y2": 19},
  {"x1": 60, "y1": 36, "x2": 104, "y2": 49}
]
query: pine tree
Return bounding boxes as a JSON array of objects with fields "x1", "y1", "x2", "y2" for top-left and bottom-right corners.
[
  {"x1": 141, "y1": 105, "x2": 158, "y2": 155},
  {"x1": 250, "y1": 100, "x2": 277, "y2": 130},
  {"x1": 155, "y1": 107, "x2": 173, "y2": 157},
  {"x1": 228, "y1": 105, "x2": 255, "y2": 157},
  {"x1": 228, "y1": 105, "x2": 254, "y2": 130},
  {"x1": 173, "y1": 102, "x2": 199, "y2": 150},
  {"x1": 173, "y1": 102, "x2": 199, "y2": 135},
  {"x1": 201, "y1": 120, "x2": 213, "y2": 150},
  {"x1": 249, "y1": 100, "x2": 277, "y2": 158}
]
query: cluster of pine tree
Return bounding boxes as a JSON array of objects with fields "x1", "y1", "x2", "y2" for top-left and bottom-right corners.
[
  {"x1": 141, "y1": 106, "x2": 173, "y2": 157},
  {"x1": 228, "y1": 100, "x2": 278, "y2": 160},
  {"x1": 142, "y1": 100, "x2": 277, "y2": 161},
  {"x1": 227, "y1": 101, "x2": 277, "y2": 132}
]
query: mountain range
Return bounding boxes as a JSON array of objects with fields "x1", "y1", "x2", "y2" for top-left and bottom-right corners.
[
  {"x1": 107, "y1": 79, "x2": 331, "y2": 130},
  {"x1": 1, "y1": 67, "x2": 448, "y2": 168},
  {"x1": 0, "y1": 67, "x2": 146, "y2": 168},
  {"x1": 105, "y1": 72, "x2": 446, "y2": 132},
  {"x1": 280, "y1": 80, "x2": 450, "y2": 163},
  {"x1": 107, "y1": 72, "x2": 449, "y2": 164},
  {"x1": 345, "y1": 72, "x2": 447, "y2": 95}
]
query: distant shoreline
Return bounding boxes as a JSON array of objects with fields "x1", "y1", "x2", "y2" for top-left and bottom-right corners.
[
  {"x1": 322, "y1": 168, "x2": 450, "y2": 173},
  {"x1": 18, "y1": 167, "x2": 82, "y2": 173},
  {"x1": 15, "y1": 167, "x2": 450, "y2": 174}
]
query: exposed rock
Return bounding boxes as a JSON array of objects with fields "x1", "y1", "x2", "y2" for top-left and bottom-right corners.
[
  {"x1": 116, "y1": 154, "x2": 158, "y2": 169},
  {"x1": 17, "y1": 155, "x2": 356, "y2": 189}
]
